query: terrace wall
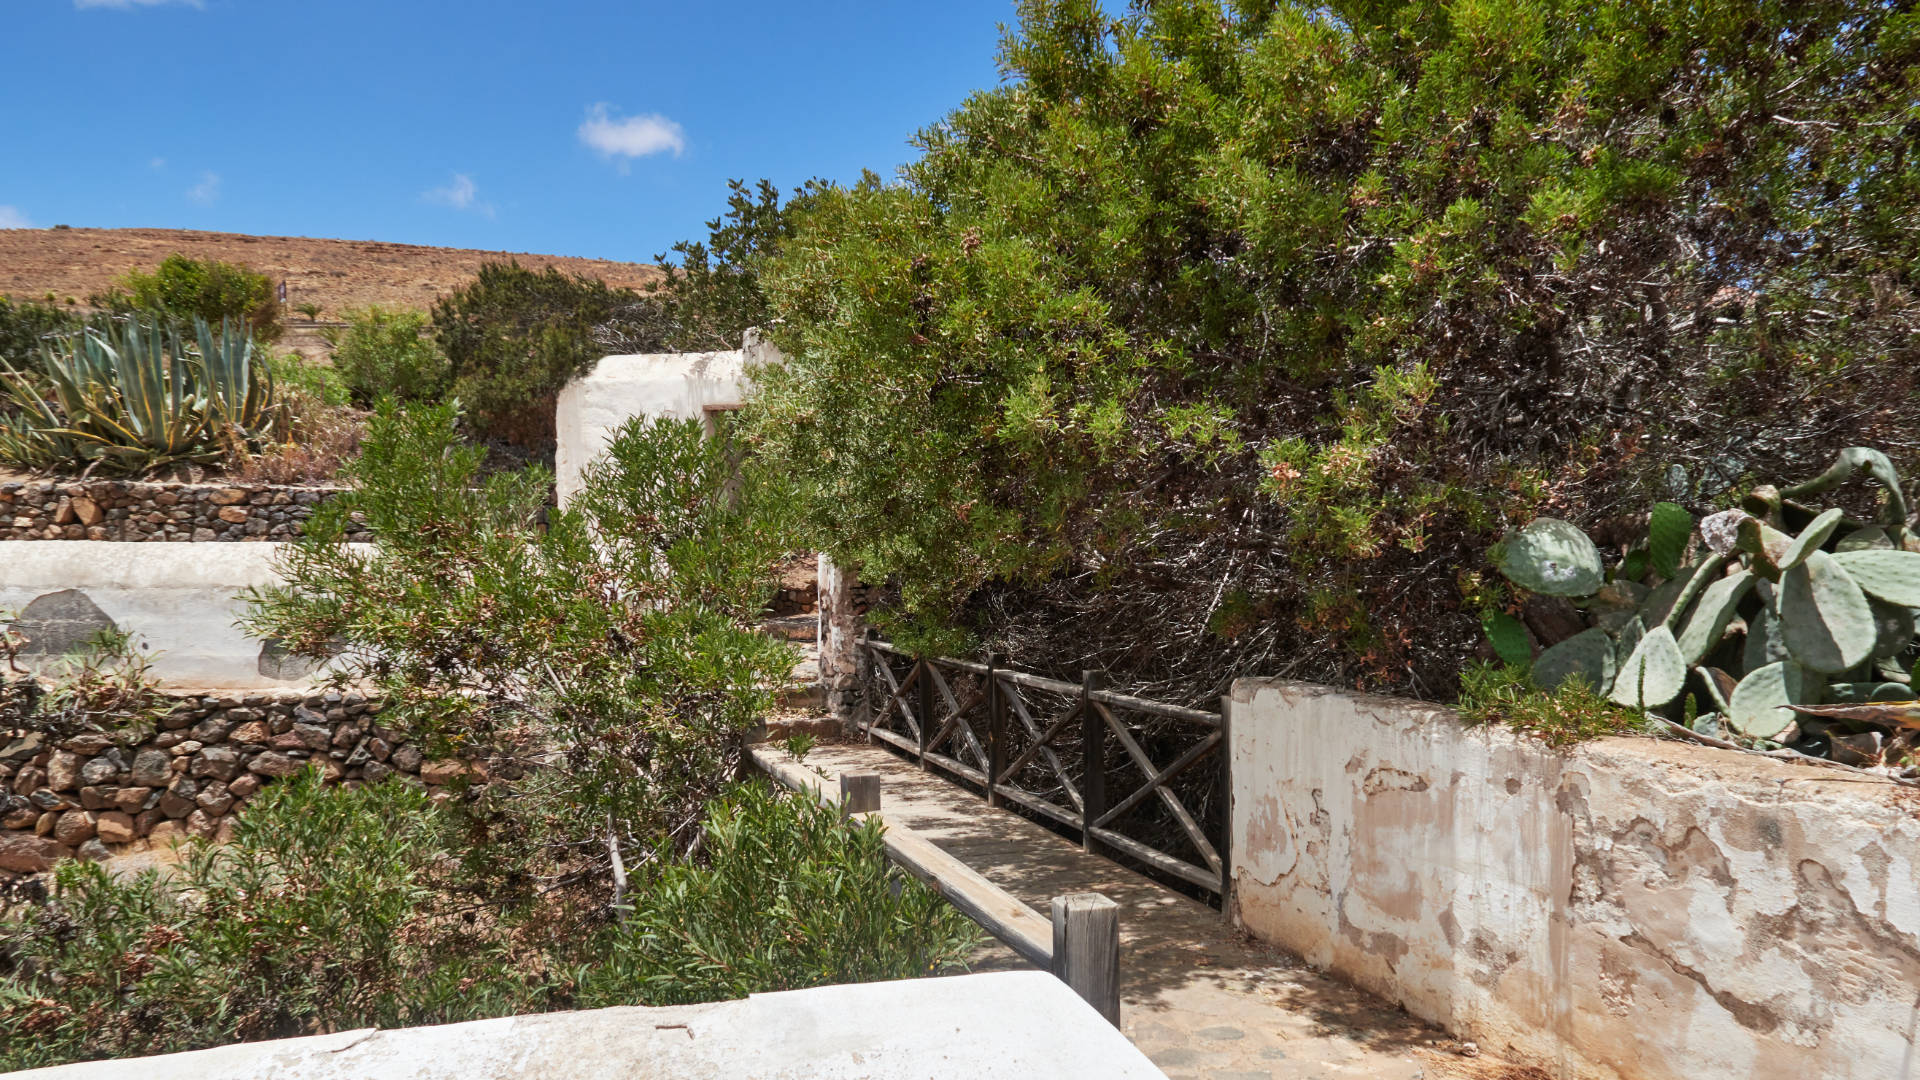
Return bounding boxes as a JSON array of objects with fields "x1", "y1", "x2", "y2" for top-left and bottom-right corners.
[
  {"x1": 1, "y1": 480, "x2": 368, "y2": 543},
  {"x1": 1227, "y1": 678, "x2": 1920, "y2": 1080}
]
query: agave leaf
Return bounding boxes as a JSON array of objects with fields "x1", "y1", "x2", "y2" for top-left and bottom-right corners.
[
  {"x1": 1778, "y1": 550, "x2": 1878, "y2": 674},
  {"x1": 1727, "y1": 661, "x2": 1815, "y2": 739},
  {"x1": 1533, "y1": 628, "x2": 1616, "y2": 694},
  {"x1": 1648, "y1": 502, "x2": 1692, "y2": 580},
  {"x1": 1829, "y1": 550, "x2": 1920, "y2": 607},
  {"x1": 1609, "y1": 625, "x2": 1686, "y2": 708},
  {"x1": 1676, "y1": 569, "x2": 1754, "y2": 664}
]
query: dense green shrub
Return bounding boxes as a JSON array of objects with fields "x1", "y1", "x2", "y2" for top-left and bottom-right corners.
[
  {"x1": 92, "y1": 255, "x2": 283, "y2": 343},
  {"x1": 0, "y1": 772, "x2": 533, "y2": 1070},
  {"x1": 578, "y1": 781, "x2": 979, "y2": 1006},
  {"x1": 431, "y1": 263, "x2": 668, "y2": 444},
  {"x1": 0, "y1": 296, "x2": 82, "y2": 379},
  {"x1": 745, "y1": 0, "x2": 1920, "y2": 700},
  {"x1": 243, "y1": 401, "x2": 799, "y2": 900},
  {"x1": 327, "y1": 306, "x2": 448, "y2": 406}
]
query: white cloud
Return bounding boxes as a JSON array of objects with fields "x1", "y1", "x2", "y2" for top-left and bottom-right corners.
[
  {"x1": 186, "y1": 171, "x2": 220, "y2": 205},
  {"x1": 577, "y1": 104, "x2": 685, "y2": 168},
  {"x1": 423, "y1": 173, "x2": 495, "y2": 218},
  {"x1": 0, "y1": 206, "x2": 31, "y2": 230},
  {"x1": 75, "y1": 0, "x2": 204, "y2": 9}
]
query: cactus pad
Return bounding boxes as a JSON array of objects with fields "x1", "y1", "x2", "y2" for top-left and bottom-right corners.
[
  {"x1": 1609, "y1": 625, "x2": 1687, "y2": 708},
  {"x1": 1533, "y1": 628, "x2": 1616, "y2": 694},
  {"x1": 1648, "y1": 502, "x2": 1692, "y2": 580},
  {"x1": 1483, "y1": 611, "x2": 1533, "y2": 666},
  {"x1": 1726, "y1": 660, "x2": 1814, "y2": 739},
  {"x1": 1495, "y1": 518, "x2": 1605, "y2": 597},
  {"x1": 1829, "y1": 549, "x2": 1920, "y2": 607},
  {"x1": 1778, "y1": 550, "x2": 1878, "y2": 674},
  {"x1": 1779, "y1": 507, "x2": 1845, "y2": 570},
  {"x1": 1676, "y1": 569, "x2": 1754, "y2": 664}
]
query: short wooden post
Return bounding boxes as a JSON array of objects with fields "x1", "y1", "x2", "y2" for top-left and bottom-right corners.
[
  {"x1": 986, "y1": 652, "x2": 1007, "y2": 807},
  {"x1": 1051, "y1": 892, "x2": 1120, "y2": 1025},
  {"x1": 916, "y1": 658, "x2": 934, "y2": 771},
  {"x1": 838, "y1": 772, "x2": 881, "y2": 818},
  {"x1": 1218, "y1": 693, "x2": 1234, "y2": 918},
  {"x1": 1080, "y1": 670, "x2": 1106, "y2": 853},
  {"x1": 861, "y1": 629, "x2": 881, "y2": 741}
]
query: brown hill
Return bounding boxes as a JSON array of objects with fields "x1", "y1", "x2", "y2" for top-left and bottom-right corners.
[{"x1": 0, "y1": 227, "x2": 662, "y2": 318}]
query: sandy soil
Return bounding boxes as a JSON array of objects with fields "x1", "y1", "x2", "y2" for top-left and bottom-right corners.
[{"x1": 0, "y1": 226, "x2": 662, "y2": 318}]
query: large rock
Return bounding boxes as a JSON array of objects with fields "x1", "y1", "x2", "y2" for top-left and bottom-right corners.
[
  {"x1": 227, "y1": 773, "x2": 261, "y2": 799},
  {"x1": 419, "y1": 760, "x2": 468, "y2": 786},
  {"x1": 114, "y1": 785, "x2": 153, "y2": 813},
  {"x1": 46, "y1": 749, "x2": 81, "y2": 791},
  {"x1": 51, "y1": 809, "x2": 95, "y2": 845},
  {"x1": 0, "y1": 733, "x2": 45, "y2": 765},
  {"x1": 195, "y1": 781, "x2": 234, "y2": 815},
  {"x1": 390, "y1": 744, "x2": 423, "y2": 773},
  {"x1": 130, "y1": 748, "x2": 172, "y2": 786},
  {"x1": 95, "y1": 810, "x2": 136, "y2": 844},
  {"x1": 191, "y1": 745, "x2": 242, "y2": 781},
  {"x1": 248, "y1": 751, "x2": 302, "y2": 778},
  {"x1": 79, "y1": 755, "x2": 119, "y2": 786},
  {"x1": 228, "y1": 721, "x2": 272, "y2": 745},
  {"x1": 0, "y1": 832, "x2": 70, "y2": 873}
]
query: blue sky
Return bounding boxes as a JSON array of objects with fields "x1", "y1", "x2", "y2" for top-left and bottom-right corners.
[{"x1": 0, "y1": 0, "x2": 1022, "y2": 263}]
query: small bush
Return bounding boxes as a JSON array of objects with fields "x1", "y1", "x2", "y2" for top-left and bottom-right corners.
[
  {"x1": 91, "y1": 255, "x2": 282, "y2": 343},
  {"x1": 327, "y1": 306, "x2": 448, "y2": 407},
  {"x1": 1456, "y1": 662, "x2": 1650, "y2": 747},
  {"x1": 579, "y1": 782, "x2": 979, "y2": 1006},
  {"x1": 0, "y1": 296, "x2": 82, "y2": 379},
  {"x1": 0, "y1": 772, "x2": 538, "y2": 1071}
]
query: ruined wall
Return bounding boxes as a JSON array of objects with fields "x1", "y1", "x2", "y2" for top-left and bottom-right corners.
[
  {"x1": 1, "y1": 542, "x2": 362, "y2": 688},
  {"x1": 1228, "y1": 679, "x2": 1920, "y2": 1080}
]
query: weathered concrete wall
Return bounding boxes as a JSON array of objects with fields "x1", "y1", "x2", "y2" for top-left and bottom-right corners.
[
  {"x1": 1228, "y1": 678, "x2": 1920, "y2": 1080},
  {"x1": 13, "y1": 971, "x2": 1167, "y2": 1079},
  {"x1": 553, "y1": 335, "x2": 760, "y2": 505},
  {"x1": 1, "y1": 542, "x2": 354, "y2": 688}
]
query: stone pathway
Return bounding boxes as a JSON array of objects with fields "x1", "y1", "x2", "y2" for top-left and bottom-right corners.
[{"x1": 797, "y1": 741, "x2": 1539, "y2": 1080}]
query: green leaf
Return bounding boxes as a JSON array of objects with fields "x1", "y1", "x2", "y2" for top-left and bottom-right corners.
[
  {"x1": 1533, "y1": 628, "x2": 1616, "y2": 695},
  {"x1": 1495, "y1": 518, "x2": 1605, "y2": 597},
  {"x1": 1726, "y1": 661, "x2": 1814, "y2": 739},
  {"x1": 1483, "y1": 612, "x2": 1532, "y2": 666},
  {"x1": 1829, "y1": 550, "x2": 1920, "y2": 607},
  {"x1": 1778, "y1": 550, "x2": 1878, "y2": 674},
  {"x1": 1647, "y1": 502, "x2": 1692, "y2": 580},
  {"x1": 1609, "y1": 625, "x2": 1686, "y2": 708}
]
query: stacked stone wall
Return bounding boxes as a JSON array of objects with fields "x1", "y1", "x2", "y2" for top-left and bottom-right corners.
[
  {"x1": 0, "y1": 481, "x2": 368, "y2": 542},
  {"x1": 0, "y1": 691, "x2": 473, "y2": 876}
]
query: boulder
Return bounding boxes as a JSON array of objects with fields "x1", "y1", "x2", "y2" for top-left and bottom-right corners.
[
  {"x1": 228, "y1": 721, "x2": 272, "y2": 745},
  {"x1": 51, "y1": 810, "x2": 95, "y2": 845},
  {"x1": 147, "y1": 820, "x2": 188, "y2": 847},
  {"x1": 130, "y1": 748, "x2": 172, "y2": 786},
  {"x1": 248, "y1": 751, "x2": 302, "y2": 778},
  {"x1": 95, "y1": 811, "x2": 136, "y2": 844},
  {"x1": 79, "y1": 755, "x2": 119, "y2": 786},
  {"x1": 114, "y1": 786, "x2": 153, "y2": 813},
  {"x1": 390, "y1": 744, "x2": 423, "y2": 773},
  {"x1": 185, "y1": 809, "x2": 219, "y2": 839},
  {"x1": 46, "y1": 750, "x2": 81, "y2": 791},
  {"x1": 191, "y1": 746, "x2": 242, "y2": 781},
  {"x1": 0, "y1": 832, "x2": 70, "y2": 873},
  {"x1": 420, "y1": 760, "x2": 468, "y2": 786},
  {"x1": 227, "y1": 774, "x2": 261, "y2": 799}
]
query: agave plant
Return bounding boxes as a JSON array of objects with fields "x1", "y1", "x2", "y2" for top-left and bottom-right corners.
[
  {"x1": 1487, "y1": 448, "x2": 1920, "y2": 763},
  {"x1": 0, "y1": 315, "x2": 284, "y2": 474}
]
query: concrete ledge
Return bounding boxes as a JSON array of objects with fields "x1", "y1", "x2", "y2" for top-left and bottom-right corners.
[
  {"x1": 0, "y1": 542, "x2": 361, "y2": 688},
  {"x1": 7, "y1": 971, "x2": 1167, "y2": 1079},
  {"x1": 1228, "y1": 678, "x2": 1920, "y2": 1080}
]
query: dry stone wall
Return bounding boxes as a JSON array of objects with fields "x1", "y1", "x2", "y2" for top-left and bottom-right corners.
[
  {"x1": 0, "y1": 691, "x2": 477, "y2": 876},
  {"x1": 0, "y1": 481, "x2": 369, "y2": 542}
]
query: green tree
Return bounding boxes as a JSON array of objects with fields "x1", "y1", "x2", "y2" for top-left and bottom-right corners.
[
  {"x1": 430, "y1": 263, "x2": 670, "y2": 444},
  {"x1": 0, "y1": 295, "x2": 82, "y2": 379},
  {"x1": 650, "y1": 178, "x2": 820, "y2": 353},
  {"x1": 93, "y1": 254, "x2": 283, "y2": 342},
  {"x1": 327, "y1": 305, "x2": 450, "y2": 406},
  {"x1": 746, "y1": 0, "x2": 1920, "y2": 699}
]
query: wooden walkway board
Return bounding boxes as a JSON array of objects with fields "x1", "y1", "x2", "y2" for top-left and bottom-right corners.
[{"x1": 794, "y1": 742, "x2": 1521, "y2": 1080}]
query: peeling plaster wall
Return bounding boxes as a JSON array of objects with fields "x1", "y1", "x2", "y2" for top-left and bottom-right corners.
[
  {"x1": 1, "y1": 543, "x2": 361, "y2": 688},
  {"x1": 553, "y1": 332, "x2": 772, "y2": 506},
  {"x1": 1228, "y1": 678, "x2": 1920, "y2": 1080}
]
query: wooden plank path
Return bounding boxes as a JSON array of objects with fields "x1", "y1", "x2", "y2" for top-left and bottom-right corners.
[{"x1": 794, "y1": 742, "x2": 1525, "y2": 1080}]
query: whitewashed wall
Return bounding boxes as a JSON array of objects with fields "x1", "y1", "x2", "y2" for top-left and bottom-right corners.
[
  {"x1": 1228, "y1": 678, "x2": 1920, "y2": 1080},
  {"x1": 1, "y1": 542, "x2": 357, "y2": 689}
]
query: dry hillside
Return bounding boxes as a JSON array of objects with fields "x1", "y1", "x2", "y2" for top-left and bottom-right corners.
[{"x1": 0, "y1": 227, "x2": 662, "y2": 317}]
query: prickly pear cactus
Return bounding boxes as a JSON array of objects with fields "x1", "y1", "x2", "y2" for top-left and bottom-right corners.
[{"x1": 1494, "y1": 518, "x2": 1605, "y2": 597}]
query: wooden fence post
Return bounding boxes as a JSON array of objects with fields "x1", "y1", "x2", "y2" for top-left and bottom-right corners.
[
  {"x1": 861, "y1": 629, "x2": 880, "y2": 741},
  {"x1": 916, "y1": 658, "x2": 934, "y2": 771},
  {"x1": 986, "y1": 652, "x2": 1006, "y2": 808},
  {"x1": 1218, "y1": 693, "x2": 1234, "y2": 918},
  {"x1": 1051, "y1": 892, "x2": 1120, "y2": 1025},
  {"x1": 1080, "y1": 670, "x2": 1106, "y2": 853},
  {"x1": 838, "y1": 772, "x2": 881, "y2": 818}
]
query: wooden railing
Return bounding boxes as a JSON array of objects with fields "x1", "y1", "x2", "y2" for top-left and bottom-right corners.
[{"x1": 857, "y1": 637, "x2": 1230, "y2": 898}]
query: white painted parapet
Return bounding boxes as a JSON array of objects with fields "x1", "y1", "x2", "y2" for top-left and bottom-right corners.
[
  {"x1": 10, "y1": 971, "x2": 1167, "y2": 1079},
  {"x1": 1, "y1": 542, "x2": 350, "y2": 689},
  {"x1": 1227, "y1": 678, "x2": 1920, "y2": 1080},
  {"x1": 554, "y1": 347, "x2": 755, "y2": 507}
]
